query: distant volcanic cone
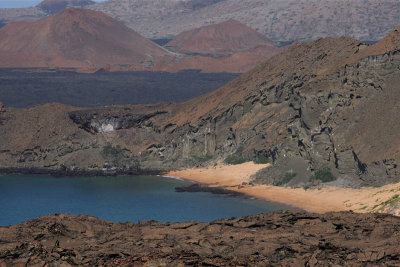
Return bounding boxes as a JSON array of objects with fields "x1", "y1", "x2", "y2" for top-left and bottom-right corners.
[
  {"x1": 0, "y1": 8, "x2": 173, "y2": 70},
  {"x1": 166, "y1": 19, "x2": 275, "y2": 56}
]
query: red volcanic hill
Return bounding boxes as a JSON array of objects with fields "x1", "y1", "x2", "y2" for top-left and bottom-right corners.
[
  {"x1": 156, "y1": 19, "x2": 280, "y2": 73},
  {"x1": 37, "y1": 0, "x2": 95, "y2": 14},
  {"x1": 166, "y1": 19, "x2": 274, "y2": 56},
  {"x1": 0, "y1": 8, "x2": 173, "y2": 70}
]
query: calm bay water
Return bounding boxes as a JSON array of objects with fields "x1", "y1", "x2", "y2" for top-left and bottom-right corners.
[{"x1": 0, "y1": 175, "x2": 289, "y2": 226}]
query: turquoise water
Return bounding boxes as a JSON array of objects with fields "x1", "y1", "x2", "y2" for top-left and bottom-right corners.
[{"x1": 0, "y1": 175, "x2": 289, "y2": 226}]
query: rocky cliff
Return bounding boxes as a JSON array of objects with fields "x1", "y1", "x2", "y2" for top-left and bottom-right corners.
[{"x1": 1, "y1": 27, "x2": 400, "y2": 187}]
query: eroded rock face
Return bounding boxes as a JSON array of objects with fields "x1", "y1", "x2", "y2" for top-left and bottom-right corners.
[
  {"x1": 1, "y1": 211, "x2": 400, "y2": 266},
  {"x1": 140, "y1": 40, "x2": 400, "y2": 187},
  {"x1": 69, "y1": 108, "x2": 168, "y2": 133}
]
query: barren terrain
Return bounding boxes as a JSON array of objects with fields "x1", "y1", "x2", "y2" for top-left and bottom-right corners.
[
  {"x1": 1, "y1": 211, "x2": 400, "y2": 266},
  {"x1": 0, "y1": 8, "x2": 173, "y2": 69}
]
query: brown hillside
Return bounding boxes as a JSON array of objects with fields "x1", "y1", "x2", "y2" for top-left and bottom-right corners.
[
  {"x1": 0, "y1": 8, "x2": 173, "y2": 69},
  {"x1": 166, "y1": 19, "x2": 273, "y2": 56},
  {"x1": 352, "y1": 25, "x2": 400, "y2": 60},
  {"x1": 167, "y1": 37, "x2": 363, "y2": 126}
]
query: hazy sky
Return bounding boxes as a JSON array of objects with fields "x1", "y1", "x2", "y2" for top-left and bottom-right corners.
[{"x1": 0, "y1": 0, "x2": 105, "y2": 8}]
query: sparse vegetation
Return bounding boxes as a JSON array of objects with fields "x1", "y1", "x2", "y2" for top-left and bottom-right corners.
[
  {"x1": 373, "y1": 190, "x2": 387, "y2": 196},
  {"x1": 102, "y1": 143, "x2": 123, "y2": 158},
  {"x1": 274, "y1": 171, "x2": 297, "y2": 186},
  {"x1": 253, "y1": 155, "x2": 268, "y2": 164},
  {"x1": 224, "y1": 145, "x2": 250, "y2": 165},
  {"x1": 225, "y1": 146, "x2": 269, "y2": 165},
  {"x1": 383, "y1": 194, "x2": 400, "y2": 207},
  {"x1": 101, "y1": 143, "x2": 139, "y2": 170},
  {"x1": 224, "y1": 154, "x2": 248, "y2": 165},
  {"x1": 192, "y1": 154, "x2": 213, "y2": 163},
  {"x1": 370, "y1": 194, "x2": 400, "y2": 212},
  {"x1": 303, "y1": 184, "x2": 310, "y2": 190},
  {"x1": 309, "y1": 167, "x2": 336, "y2": 183},
  {"x1": 372, "y1": 204, "x2": 380, "y2": 210}
]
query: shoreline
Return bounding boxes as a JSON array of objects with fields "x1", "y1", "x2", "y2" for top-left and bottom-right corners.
[
  {"x1": 3, "y1": 164, "x2": 400, "y2": 215},
  {"x1": 167, "y1": 162, "x2": 400, "y2": 215},
  {"x1": 0, "y1": 167, "x2": 164, "y2": 177}
]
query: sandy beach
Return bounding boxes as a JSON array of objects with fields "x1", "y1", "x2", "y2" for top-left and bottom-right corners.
[{"x1": 167, "y1": 162, "x2": 400, "y2": 215}]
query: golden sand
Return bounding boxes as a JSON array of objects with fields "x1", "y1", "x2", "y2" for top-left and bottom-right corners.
[{"x1": 167, "y1": 162, "x2": 400, "y2": 215}]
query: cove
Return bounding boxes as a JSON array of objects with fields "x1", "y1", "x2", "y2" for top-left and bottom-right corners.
[{"x1": 0, "y1": 175, "x2": 290, "y2": 226}]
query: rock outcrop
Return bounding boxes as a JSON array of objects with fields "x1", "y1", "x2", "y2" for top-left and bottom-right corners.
[
  {"x1": 69, "y1": 107, "x2": 168, "y2": 133},
  {"x1": 1, "y1": 211, "x2": 400, "y2": 266}
]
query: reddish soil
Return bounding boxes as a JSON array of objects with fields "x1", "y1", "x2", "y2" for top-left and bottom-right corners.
[
  {"x1": 0, "y1": 8, "x2": 172, "y2": 69},
  {"x1": 154, "y1": 20, "x2": 280, "y2": 73},
  {"x1": 166, "y1": 19, "x2": 274, "y2": 56}
]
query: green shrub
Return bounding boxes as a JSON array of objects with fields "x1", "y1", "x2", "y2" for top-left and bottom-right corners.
[
  {"x1": 273, "y1": 171, "x2": 296, "y2": 186},
  {"x1": 309, "y1": 167, "x2": 336, "y2": 183},
  {"x1": 102, "y1": 143, "x2": 123, "y2": 157},
  {"x1": 224, "y1": 154, "x2": 248, "y2": 165},
  {"x1": 102, "y1": 143, "x2": 125, "y2": 165},
  {"x1": 284, "y1": 171, "x2": 297, "y2": 181},
  {"x1": 235, "y1": 145, "x2": 245, "y2": 154},
  {"x1": 253, "y1": 155, "x2": 268, "y2": 164}
]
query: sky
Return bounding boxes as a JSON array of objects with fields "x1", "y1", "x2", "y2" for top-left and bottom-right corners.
[{"x1": 0, "y1": 0, "x2": 105, "y2": 8}]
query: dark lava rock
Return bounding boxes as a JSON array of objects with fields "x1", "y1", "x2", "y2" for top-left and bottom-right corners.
[
  {"x1": 175, "y1": 183, "x2": 246, "y2": 197},
  {"x1": 1, "y1": 211, "x2": 400, "y2": 266}
]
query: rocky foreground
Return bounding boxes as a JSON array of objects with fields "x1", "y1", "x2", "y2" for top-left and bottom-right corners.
[{"x1": 1, "y1": 211, "x2": 400, "y2": 266}]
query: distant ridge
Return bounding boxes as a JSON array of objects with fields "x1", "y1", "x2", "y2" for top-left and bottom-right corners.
[
  {"x1": 90, "y1": 0, "x2": 400, "y2": 43},
  {"x1": 37, "y1": 0, "x2": 95, "y2": 14}
]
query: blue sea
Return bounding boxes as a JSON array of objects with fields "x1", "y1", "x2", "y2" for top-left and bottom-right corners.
[{"x1": 0, "y1": 174, "x2": 290, "y2": 226}]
